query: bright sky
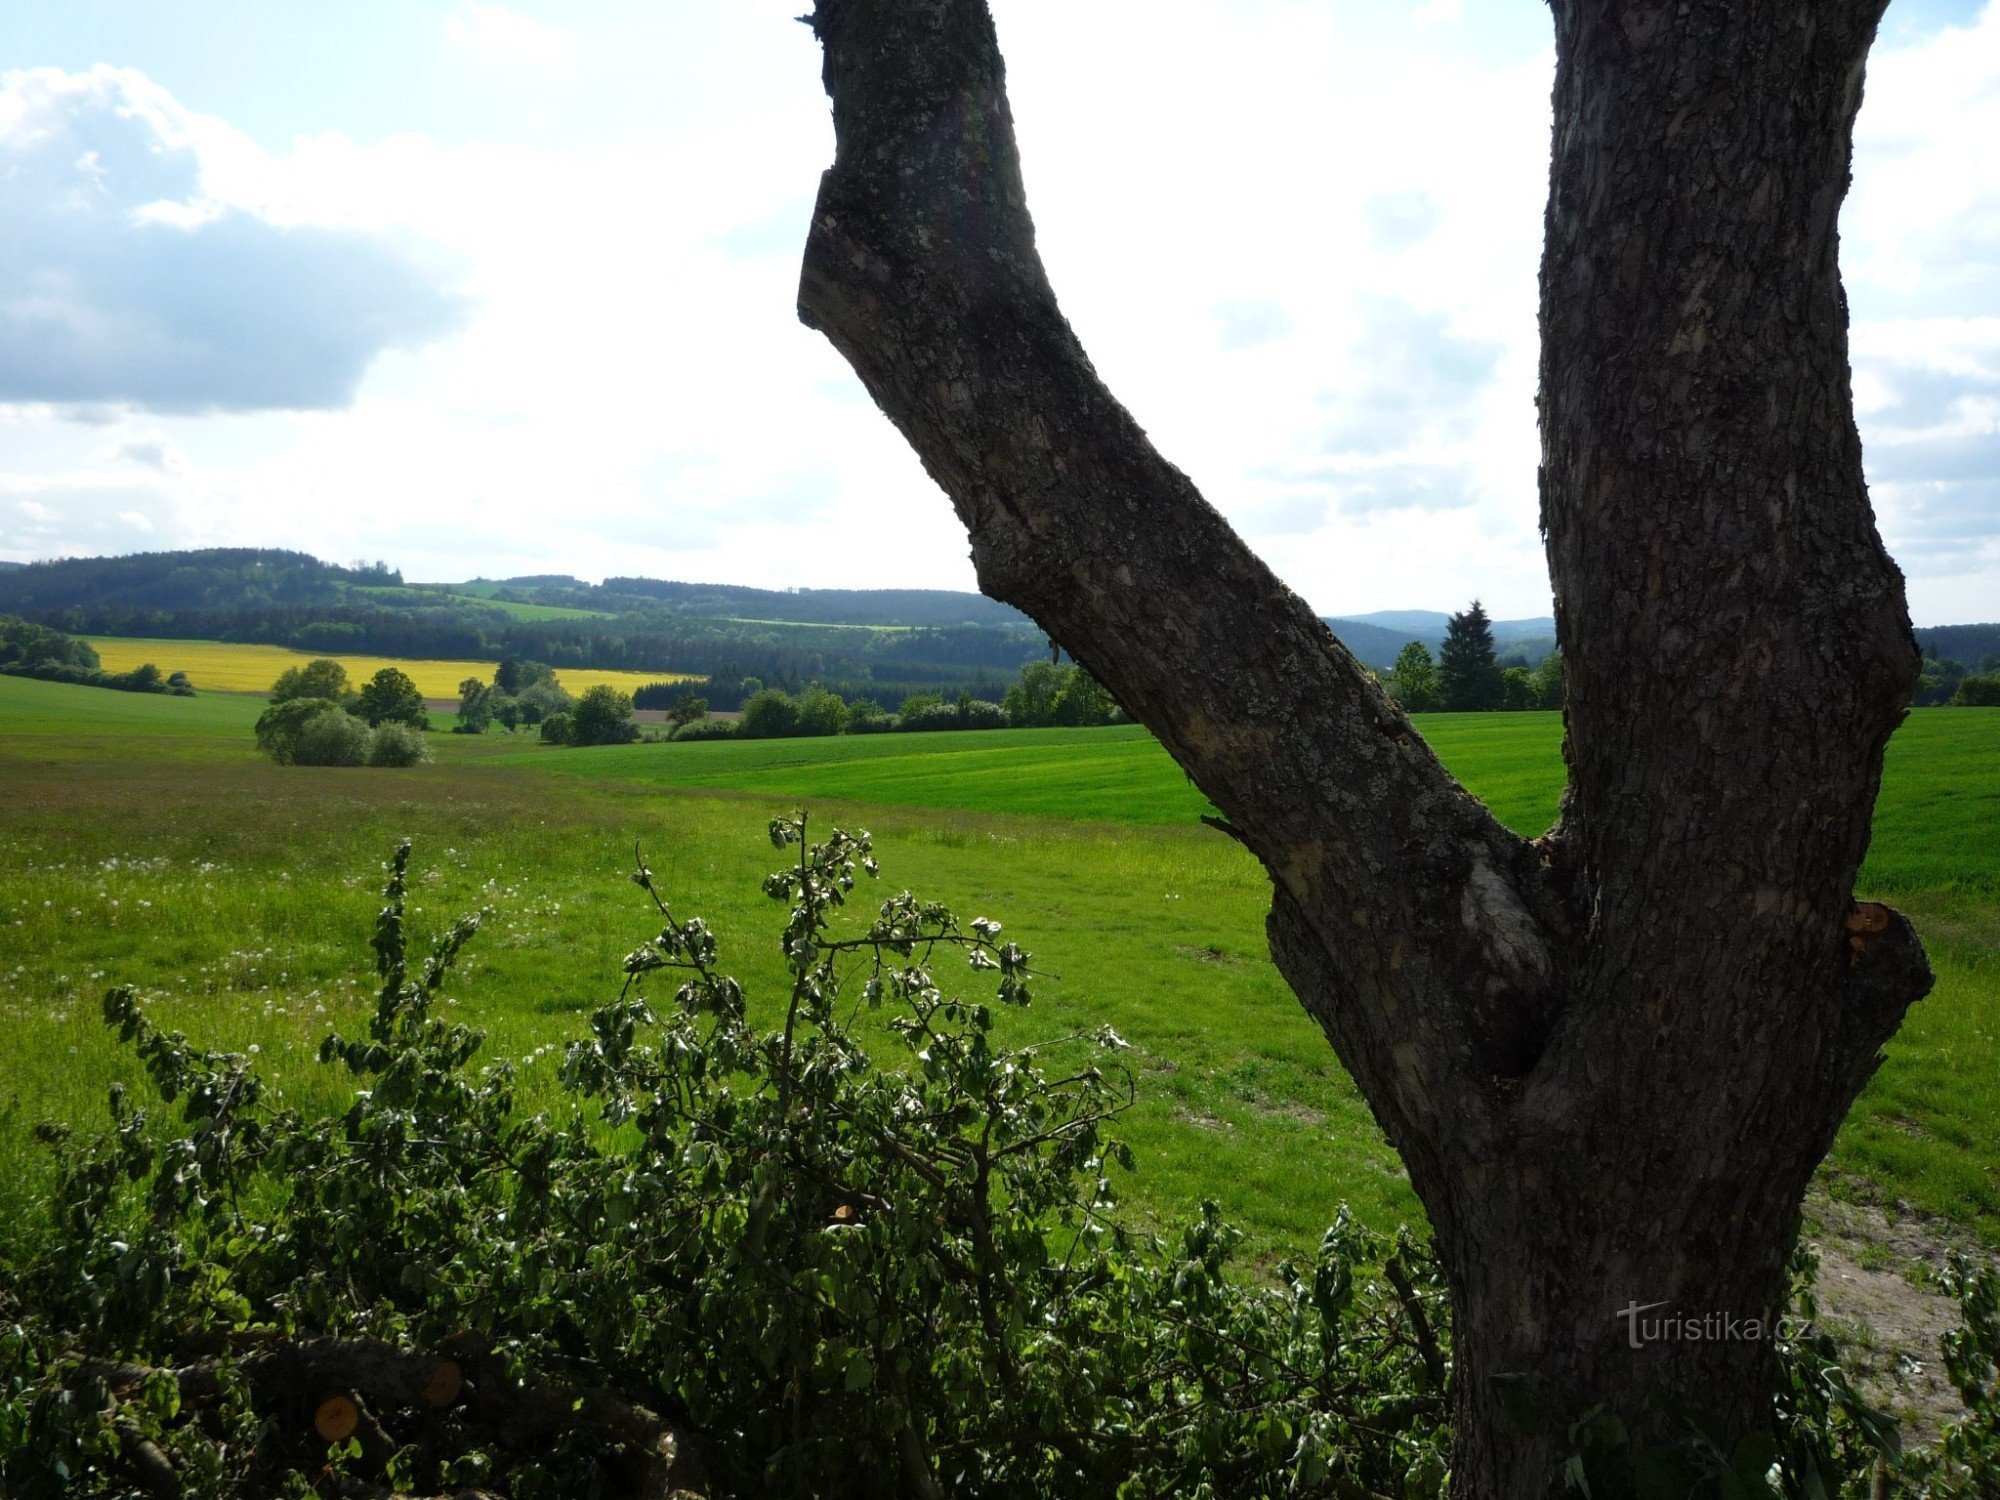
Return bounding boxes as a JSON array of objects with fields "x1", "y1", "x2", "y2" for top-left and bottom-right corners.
[{"x1": 2, "y1": 0, "x2": 1996, "y2": 624}]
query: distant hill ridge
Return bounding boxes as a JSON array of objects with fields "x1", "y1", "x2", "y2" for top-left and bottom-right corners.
[{"x1": 1, "y1": 548, "x2": 1989, "y2": 675}]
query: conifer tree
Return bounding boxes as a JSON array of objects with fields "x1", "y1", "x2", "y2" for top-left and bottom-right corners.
[{"x1": 1436, "y1": 601, "x2": 1503, "y2": 711}]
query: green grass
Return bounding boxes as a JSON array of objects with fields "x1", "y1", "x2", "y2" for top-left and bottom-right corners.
[
  {"x1": 712, "y1": 616, "x2": 917, "y2": 633},
  {"x1": 358, "y1": 583, "x2": 611, "y2": 621},
  {"x1": 493, "y1": 714, "x2": 1570, "y2": 833},
  {"x1": 443, "y1": 593, "x2": 611, "y2": 621},
  {"x1": 1, "y1": 673, "x2": 1995, "y2": 1259}
]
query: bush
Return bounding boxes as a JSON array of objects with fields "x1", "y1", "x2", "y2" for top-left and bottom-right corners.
[
  {"x1": 739, "y1": 687, "x2": 800, "y2": 739},
  {"x1": 1951, "y1": 673, "x2": 2000, "y2": 707},
  {"x1": 0, "y1": 827, "x2": 1439, "y2": 1497},
  {"x1": 510, "y1": 678, "x2": 571, "y2": 726},
  {"x1": 0, "y1": 614, "x2": 100, "y2": 672},
  {"x1": 257, "y1": 699, "x2": 424, "y2": 768},
  {"x1": 670, "y1": 715, "x2": 739, "y2": 741},
  {"x1": 0, "y1": 826, "x2": 1987, "y2": 1497},
  {"x1": 255, "y1": 696, "x2": 344, "y2": 763},
  {"x1": 568, "y1": 684, "x2": 639, "y2": 746},
  {"x1": 902, "y1": 696, "x2": 1007, "y2": 732},
  {"x1": 899, "y1": 701, "x2": 962, "y2": 731},
  {"x1": 795, "y1": 686, "x2": 848, "y2": 737},
  {"x1": 366, "y1": 720, "x2": 431, "y2": 767},
  {"x1": 844, "y1": 698, "x2": 896, "y2": 733},
  {"x1": 0, "y1": 619, "x2": 191, "y2": 695},
  {"x1": 290, "y1": 707, "x2": 372, "y2": 766},
  {"x1": 540, "y1": 711, "x2": 573, "y2": 744}
]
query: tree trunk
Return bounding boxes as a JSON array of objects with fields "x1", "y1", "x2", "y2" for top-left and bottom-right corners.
[{"x1": 796, "y1": 1, "x2": 1935, "y2": 1492}]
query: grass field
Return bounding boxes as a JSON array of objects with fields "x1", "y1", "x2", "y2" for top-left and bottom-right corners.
[
  {"x1": 1, "y1": 673, "x2": 1994, "y2": 1265},
  {"x1": 82, "y1": 636, "x2": 699, "y2": 698},
  {"x1": 353, "y1": 584, "x2": 613, "y2": 621},
  {"x1": 713, "y1": 616, "x2": 916, "y2": 633}
]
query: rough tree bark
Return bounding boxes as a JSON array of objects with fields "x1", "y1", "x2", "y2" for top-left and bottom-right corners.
[{"x1": 796, "y1": 1, "x2": 1934, "y2": 1493}]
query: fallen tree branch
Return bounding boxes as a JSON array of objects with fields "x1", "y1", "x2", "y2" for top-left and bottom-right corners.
[{"x1": 78, "y1": 1333, "x2": 705, "y2": 1498}]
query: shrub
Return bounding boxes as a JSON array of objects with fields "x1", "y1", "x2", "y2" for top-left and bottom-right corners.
[
  {"x1": 569, "y1": 684, "x2": 639, "y2": 746},
  {"x1": 844, "y1": 698, "x2": 896, "y2": 733},
  {"x1": 899, "y1": 701, "x2": 962, "y2": 731},
  {"x1": 739, "y1": 687, "x2": 800, "y2": 739},
  {"x1": 290, "y1": 707, "x2": 372, "y2": 766},
  {"x1": 0, "y1": 619, "x2": 191, "y2": 695},
  {"x1": 0, "y1": 614, "x2": 100, "y2": 672},
  {"x1": 514, "y1": 678, "x2": 572, "y2": 726},
  {"x1": 366, "y1": 720, "x2": 431, "y2": 767},
  {"x1": 1951, "y1": 673, "x2": 2000, "y2": 707},
  {"x1": 540, "y1": 711, "x2": 573, "y2": 744},
  {"x1": 255, "y1": 696, "x2": 344, "y2": 763},
  {"x1": 795, "y1": 686, "x2": 848, "y2": 737},
  {"x1": 0, "y1": 826, "x2": 1985, "y2": 1496},
  {"x1": 903, "y1": 696, "x2": 1007, "y2": 732},
  {"x1": 670, "y1": 715, "x2": 738, "y2": 741}
]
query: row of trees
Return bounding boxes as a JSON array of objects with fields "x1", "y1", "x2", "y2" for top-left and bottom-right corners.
[
  {"x1": 484, "y1": 660, "x2": 1123, "y2": 748},
  {"x1": 453, "y1": 658, "x2": 574, "y2": 733},
  {"x1": 1382, "y1": 603, "x2": 1563, "y2": 713},
  {"x1": 36, "y1": 600, "x2": 1038, "y2": 710},
  {"x1": 447, "y1": 658, "x2": 640, "y2": 747},
  {"x1": 1384, "y1": 605, "x2": 1996, "y2": 714},
  {"x1": 0, "y1": 615, "x2": 193, "y2": 696},
  {"x1": 705, "y1": 661, "x2": 1122, "y2": 742},
  {"x1": 1915, "y1": 654, "x2": 2000, "y2": 707}
]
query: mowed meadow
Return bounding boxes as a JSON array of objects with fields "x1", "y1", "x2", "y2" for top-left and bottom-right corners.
[{"x1": 1, "y1": 672, "x2": 1995, "y2": 1265}]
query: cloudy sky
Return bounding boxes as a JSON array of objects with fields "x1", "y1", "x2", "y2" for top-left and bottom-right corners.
[{"x1": 2, "y1": 0, "x2": 1996, "y2": 623}]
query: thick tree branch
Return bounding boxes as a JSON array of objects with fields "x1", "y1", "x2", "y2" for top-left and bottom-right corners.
[{"x1": 799, "y1": 0, "x2": 1565, "y2": 1140}]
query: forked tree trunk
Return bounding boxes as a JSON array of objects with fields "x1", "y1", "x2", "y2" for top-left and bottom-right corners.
[{"x1": 796, "y1": 1, "x2": 1935, "y2": 1493}]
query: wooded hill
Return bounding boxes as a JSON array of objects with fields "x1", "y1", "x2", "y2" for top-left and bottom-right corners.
[{"x1": 3, "y1": 548, "x2": 1987, "y2": 700}]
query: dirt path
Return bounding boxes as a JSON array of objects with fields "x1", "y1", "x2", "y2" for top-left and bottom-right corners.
[{"x1": 1805, "y1": 1193, "x2": 1987, "y2": 1447}]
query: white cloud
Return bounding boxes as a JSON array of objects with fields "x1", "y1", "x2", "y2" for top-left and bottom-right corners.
[
  {"x1": 1845, "y1": 5, "x2": 2000, "y2": 612},
  {"x1": 0, "y1": 67, "x2": 467, "y2": 413}
]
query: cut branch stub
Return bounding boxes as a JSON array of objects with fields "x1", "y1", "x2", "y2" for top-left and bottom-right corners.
[
  {"x1": 313, "y1": 1392, "x2": 360, "y2": 1443},
  {"x1": 1847, "y1": 902, "x2": 1893, "y2": 937},
  {"x1": 421, "y1": 1357, "x2": 464, "y2": 1409}
]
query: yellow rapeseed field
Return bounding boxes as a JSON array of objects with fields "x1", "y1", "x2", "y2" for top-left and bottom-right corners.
[{"x1": 83, "y1": 637, "x2": 699, "y2": 700}]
